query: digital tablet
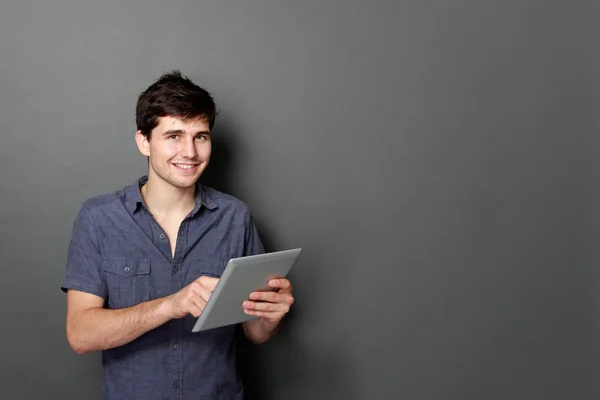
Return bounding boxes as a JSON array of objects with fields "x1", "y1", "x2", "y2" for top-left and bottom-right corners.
[{"x1": 191, "y1": 248, "x2": 302, "y2": 332}]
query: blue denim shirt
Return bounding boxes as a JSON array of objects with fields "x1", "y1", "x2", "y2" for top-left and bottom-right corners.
[{"x1": 61, "y1": 176, "x2": 265, "y2": 400}]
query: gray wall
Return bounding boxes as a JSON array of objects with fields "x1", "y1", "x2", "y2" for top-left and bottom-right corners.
[{"x1": 0, "y1": 1, "x2": 596, "y2": 399}]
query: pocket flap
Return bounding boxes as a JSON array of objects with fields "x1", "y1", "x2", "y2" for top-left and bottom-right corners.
[{"x1": 103, "y1": 257, "x2": 151, "y2": 276}]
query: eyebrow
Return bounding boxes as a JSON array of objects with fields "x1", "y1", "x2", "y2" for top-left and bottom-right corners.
[{"x1": 162, "y1": 129, "x2": 211, "y2": 136}]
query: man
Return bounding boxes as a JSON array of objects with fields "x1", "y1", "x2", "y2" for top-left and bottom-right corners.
[{"x1": 61, "y1": 70, "x2": 294, "y2": 399}]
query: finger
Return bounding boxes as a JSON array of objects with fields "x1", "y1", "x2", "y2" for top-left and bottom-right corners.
[
  {"x1": 184, "y1": 298, "x2": 204, "y2": 318},
  {"x1": 189, "y1": 296, "x2": 207, "y2": 315},
  {"x1": 248, "y1": 291, "x2": 294, "y2": 306},
  {"x1": 190, "y1": 282, "x2": 213, "y2": 303},
  {"x1": 249, "y1": 291, "x2": 295, "y2": 307},
  {"x1": 205, "y1": 277, "x2": 219, "y2": 291},
  {"x1": 249, "y1": 290, "x2": 280, "y2": 302},
  {"x1": 268, "y1": 279, "x2": 292, "y2": 291},
  {"x1": 189, "y1": 305, "x2": 202, "y2": 318},
  {"x1": 196, "y1": 276, "x2": 219, "y2": 291},
  {"x1": 243, "y1": 300, "x2": 290, "y2": 313},
  {"x1": 243, "y1": 309, "x2": 284, "y2": 322}
]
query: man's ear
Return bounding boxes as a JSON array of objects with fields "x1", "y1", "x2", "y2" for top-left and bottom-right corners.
[{"x1": 135, "y1": 130, "x2": 151, "y2": 157}]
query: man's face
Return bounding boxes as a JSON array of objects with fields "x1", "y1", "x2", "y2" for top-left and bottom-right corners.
[{"x1": 135, "y1": 115, "x2": 211, "y2": 189}]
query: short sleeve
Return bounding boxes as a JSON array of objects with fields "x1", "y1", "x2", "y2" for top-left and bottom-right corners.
[
  {"x1": 244, "y1": 211, "x2": 265, "y2": 257},
  {"x1": 61, "y1": 205, "x2": 107, "y2": 300}
]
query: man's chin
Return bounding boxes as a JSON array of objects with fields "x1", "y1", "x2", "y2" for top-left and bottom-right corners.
[{"x1": 171, "y1": 177, "x2": 199, "y2": 189}]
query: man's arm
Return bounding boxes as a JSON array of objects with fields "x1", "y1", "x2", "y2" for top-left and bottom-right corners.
[
  {"x1": 241, "y1": 278, "x2": 294, "y2": 344},
  {"x1": 66, "y1": 291, "x2": 171, "y2": 354},
  {"x1": 66, "y1": 276, "x2": 218, "y2": 354},
  {"x1": 242, "y1": 318, "x2": 282, "y2": 345}
]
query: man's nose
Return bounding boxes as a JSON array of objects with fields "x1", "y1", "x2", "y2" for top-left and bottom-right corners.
[{"x1": 181, "y1": 137, "x2": 197, "y2": 158}]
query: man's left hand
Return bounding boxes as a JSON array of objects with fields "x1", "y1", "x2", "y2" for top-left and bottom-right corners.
[{"x1": 243, "y1": 279, "x2": 294, "y2": 325}]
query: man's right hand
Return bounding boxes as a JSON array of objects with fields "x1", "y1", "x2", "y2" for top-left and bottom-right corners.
[{"x1": 166, "y1": 276, "x2": 219, "y2": 319}]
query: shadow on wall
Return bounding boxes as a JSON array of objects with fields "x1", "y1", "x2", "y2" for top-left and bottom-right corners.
[
  {"x1": 198, "y1": 124, "x2": 235, "y2": 196},
  {"x1": 200, "y1": 125, "x2": 361, "y2": 399},
  {"x1": 236, "y1": 312, "x2": 363, "y2": 400},
  {"x1": 198, "y1": 123, "x2": 273, "y2": 398},
  {"x1": 199, "y1": 123, "x2": 277, "y2": 253}
]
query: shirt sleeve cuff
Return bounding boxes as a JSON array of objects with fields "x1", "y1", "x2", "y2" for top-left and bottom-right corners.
[{"x1": 61, "y1": 278, "x2": 107, "y2": 300}]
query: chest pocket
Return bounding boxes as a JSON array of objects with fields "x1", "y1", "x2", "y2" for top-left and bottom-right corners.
[
  {"x1": 183, "y1": 258, "x2": 228, "y2": 288},
  {"x1": 197, "y1": 258, "x2": 228, "y2": 277},
  {"x1": 102, "y1": 257, "x2": 151, "y2": 309}
]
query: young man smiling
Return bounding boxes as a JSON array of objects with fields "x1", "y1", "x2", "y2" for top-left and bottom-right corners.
[{"x1": 61, "y1": 71, "x2": 294, "y2": 399}]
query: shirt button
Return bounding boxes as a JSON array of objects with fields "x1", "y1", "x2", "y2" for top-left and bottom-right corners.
[
  {"x1": 173, "y1": 344, "x2": 179, "y2": 349},
  {"x1": 124, "y1": 267, "x2": 130, "y2": 272},
  {"x1": 173, "y1": 382, "x2": 179, "y2": 389},
  {"x1": 160, "y1": 233, "x2": 165, "y2": 239},
  {"x1": 173, "y1": 267, "x2": 178, "y2": 273}
]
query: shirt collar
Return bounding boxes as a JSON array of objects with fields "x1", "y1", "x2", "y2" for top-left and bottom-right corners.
[{"x1": 122, "y1": 175, "x2": 217, "y2": 215}]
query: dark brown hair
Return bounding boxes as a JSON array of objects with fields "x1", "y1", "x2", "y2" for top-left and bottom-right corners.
[{"x1": 135, "y1": 70, "x2": 217, "y2": 138}]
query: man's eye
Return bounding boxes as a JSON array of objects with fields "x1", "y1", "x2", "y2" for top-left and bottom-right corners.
[
  {"x1": 196, "y1": 135, "x2": 208, "y2": 140},
  {"x1": 169, "y1": 135, "x2": 179, "y2": 140}
]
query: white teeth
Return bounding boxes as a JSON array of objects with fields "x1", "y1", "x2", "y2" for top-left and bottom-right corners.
[{"x1": 175, "y1": 164, "x2": 196, "y2": 169}]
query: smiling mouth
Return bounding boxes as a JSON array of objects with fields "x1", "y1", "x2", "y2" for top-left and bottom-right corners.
[
  {"x1": 172, "y1": 163, "x2": 200, "y2": 173},
  {"x1": 174, "y1": 163, "x2": 197, "y2": 169}
]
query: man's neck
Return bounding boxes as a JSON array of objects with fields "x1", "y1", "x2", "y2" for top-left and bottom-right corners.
[{"x1": 141, "y1": 176, "x2": 196, "y2": 219}]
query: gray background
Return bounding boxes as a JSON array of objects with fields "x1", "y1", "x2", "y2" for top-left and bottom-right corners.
[{"x1": 0, "y1": 1, "x2": 597, "y2": 399}]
